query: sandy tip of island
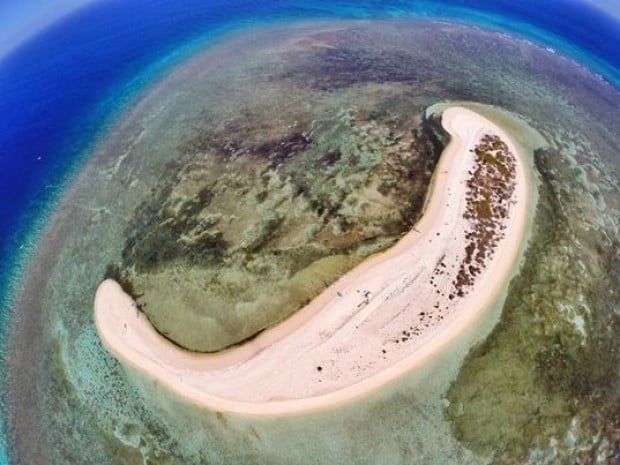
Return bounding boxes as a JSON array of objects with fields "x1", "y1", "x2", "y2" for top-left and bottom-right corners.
[{"x1": 94, "y1": 104, "x2": 539, "y2": 416}]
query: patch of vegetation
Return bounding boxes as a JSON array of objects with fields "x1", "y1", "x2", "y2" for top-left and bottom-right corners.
[{"x1": 473, "y1": 197, "x2": 493, "y2": 220}]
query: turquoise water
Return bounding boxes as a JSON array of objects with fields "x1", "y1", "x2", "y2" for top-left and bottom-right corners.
[
  {"x1": 1, "y1": 1, "x2": 618, "y2": 272},
  {"x1": 1, "y1": 1, "x2": 619, "y2": 464},
  {"x1": 1, "y1": 2, "x2": 618, "y2": 303}
]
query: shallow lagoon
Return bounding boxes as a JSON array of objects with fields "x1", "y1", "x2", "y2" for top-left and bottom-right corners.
[{"x1": 3, "y1": 19, "x2": 619, "y2": 465}]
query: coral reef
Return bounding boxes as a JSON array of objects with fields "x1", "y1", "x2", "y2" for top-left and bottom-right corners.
[{"x1": 115, "y1": 95, "x2": 448, "y2": 352}]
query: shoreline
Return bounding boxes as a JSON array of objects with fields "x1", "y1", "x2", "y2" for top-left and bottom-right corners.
[{"x1": 94, "y1": 104, "x2": 539, "y2": 416}]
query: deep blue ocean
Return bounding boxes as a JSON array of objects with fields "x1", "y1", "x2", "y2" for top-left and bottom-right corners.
[{"x1": 0, "y1": 1, "x2": 618, "y2": 463}]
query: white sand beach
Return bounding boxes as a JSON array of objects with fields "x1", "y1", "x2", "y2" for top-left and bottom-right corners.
[{"x1": 94, "y1": 105, "x2": 537, "y2": 416}]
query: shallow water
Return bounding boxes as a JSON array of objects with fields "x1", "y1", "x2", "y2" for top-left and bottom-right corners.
[
  {"x1": 109, "y1": 29, "x2": 449, "y2": 351},
  {"x1": 3, "y1": 19, "x2": 620, "y2": 465}
]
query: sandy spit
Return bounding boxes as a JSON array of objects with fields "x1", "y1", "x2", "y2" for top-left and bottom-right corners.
[{"x1": 94, "y1": 105, "x2": 537, "y2": 416}]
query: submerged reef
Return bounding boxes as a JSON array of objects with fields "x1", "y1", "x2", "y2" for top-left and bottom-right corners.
[
  {"x1": 112, "y1": 88, "x2": 447, "y2": 352},
  {"x1": 92, "y1": 104, "x2": 539, "y2": 413},
  {"x1": 5, "y1": 20, "x2": 619, "y2": 465},
  {"x1": 446, "y1": 148, "x2": 620, "y2": 465}
]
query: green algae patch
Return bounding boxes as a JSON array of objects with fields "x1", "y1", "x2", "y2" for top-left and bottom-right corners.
[{"x1": 112, "y1": 91, "x2": 448, "y2": 352}]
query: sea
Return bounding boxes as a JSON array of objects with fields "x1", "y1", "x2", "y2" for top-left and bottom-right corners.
[{"x1": 0, "y1": 1, "x2": 618, "y2": 464}]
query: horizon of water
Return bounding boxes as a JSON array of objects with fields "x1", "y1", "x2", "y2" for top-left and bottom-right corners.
[{"x1": 0, "y1": 1, "x2": 619, "y2": 464}]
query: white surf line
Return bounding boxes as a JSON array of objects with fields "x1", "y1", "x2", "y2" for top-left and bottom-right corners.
[{"x1": 94, "y1": 105, "x2": 536, "y2": 416}]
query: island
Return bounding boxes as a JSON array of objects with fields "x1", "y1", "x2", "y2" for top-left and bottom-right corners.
[{"x1": 94, "y1": 104, "x2": 538, "y2": 415}]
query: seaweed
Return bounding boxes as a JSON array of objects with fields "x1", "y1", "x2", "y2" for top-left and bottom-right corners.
[
  {"x1": 253, "y1": 132, "x2": 311, "y2": 165},
  {"x1": 121, "y1": 184, "x2": 225, "y2": 272},
  {"x1": 315, "y1": 149, "x2": 342, "y2": 168}
]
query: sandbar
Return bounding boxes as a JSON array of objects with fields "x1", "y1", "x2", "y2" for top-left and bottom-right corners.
[{"x1": 94, "y1": 105, "x2": 537, "y2": 415}]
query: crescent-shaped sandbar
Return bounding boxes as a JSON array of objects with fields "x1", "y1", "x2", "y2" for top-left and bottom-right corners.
[{"x1": 94, "y1": 105, "x2": 538, "y2": 415}]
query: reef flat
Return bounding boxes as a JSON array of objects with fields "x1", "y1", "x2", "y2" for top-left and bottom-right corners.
[
  {"x1": 5, "y1": 20, "x2": 619, "y2": 465},
  {"x1": 95, "y1": 104, "x2": 540, "y2": 413},
  {"x1": 110, "y1": 75, "x2": 446, "y2": 352}
]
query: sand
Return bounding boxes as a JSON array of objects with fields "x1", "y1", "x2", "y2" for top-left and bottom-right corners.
[{"x1": 94, "y1": 105, "x2": 537, "y2": 416}]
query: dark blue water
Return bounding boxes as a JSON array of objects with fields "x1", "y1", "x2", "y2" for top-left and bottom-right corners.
[{"x1": 0, "y1": 0, "x2": 618, "y2": 462}]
